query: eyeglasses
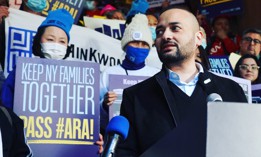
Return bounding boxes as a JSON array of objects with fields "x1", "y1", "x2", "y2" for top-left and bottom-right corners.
[
  {"x1": 242, "y1": 37, "x2": 261, "y2": 44},
  {"x1": 239, "y1": 64, "x2": 260, "y2": 71}
]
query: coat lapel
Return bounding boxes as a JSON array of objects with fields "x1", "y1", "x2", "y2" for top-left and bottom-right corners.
[{"x1": 155, "y1": 69, "x2": 179, "y2": 127}]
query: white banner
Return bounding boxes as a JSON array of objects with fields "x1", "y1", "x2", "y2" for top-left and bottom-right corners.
[
  {"x1": 4, "y1": 8, "x2": 161, "y2": 77},
  {"x1": 84, "y1": 16, "x2": 126, "y2": 40}
]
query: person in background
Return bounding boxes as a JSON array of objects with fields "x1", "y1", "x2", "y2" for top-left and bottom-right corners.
[
  {"x1": 103, "y1": 9, "x2": 125, "y2": 20},
  {"x1": 100, "y1": 4, "x2": 117, "y2": 18},
  {"x1": 100, "y1": 4, "x2": 125, "y2": 20},
  {"x1": 146, "y1": 14, "x2": 158, "y2": 44},
  {"x1": 19, "y1": 0, "x2": 46, "y2": 15},
  {"x1": 100, "y1": 4, "x2": 116, "y2": 16},
  {"x1": 124, "y1": 0, "x2": 157, "y2": 45},
  {"x1": 234, "y1": 54, "x2": 261, "y2": 84},
  {"x1": 99, "y1": 13, "x2": 160, "y2": 135},
  {"x1": 146, "y1": 14, "x2": 158, "y2": 27},
  {"x1": 115, "y1": 6, "x2": 247, "y2": 156},
  {"x1": 207, "y1": 15, "x2": 240, "y2": 56},
  {"x1": 1, "y1": 9, "x2": 74, "y2": 110},
  {"x1": 238, "y1": 28, "x2": 261, "y2": 62}
]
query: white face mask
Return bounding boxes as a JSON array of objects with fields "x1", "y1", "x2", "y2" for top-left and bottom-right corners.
[
  {"x1": 25, "y1": 0, "x2": 46, "y2": 12},
  {"x1": 41, "y1": 43, "x2": 67, "y2": 60}
]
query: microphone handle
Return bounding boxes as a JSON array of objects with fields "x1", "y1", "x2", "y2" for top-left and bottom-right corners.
[{"x1": 101, "y1": 134, "x2": 120, "y2": 157}]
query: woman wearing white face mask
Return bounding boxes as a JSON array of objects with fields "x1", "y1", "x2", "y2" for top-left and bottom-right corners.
[
  {"x1": 32, "y1": 8, "x2": 73, "y2": 60},
  {"x1": 1, "y1": 9, "x2": 74, "y2": 110},
  {"x1": 0, "y1": 9, "x2": 73, "y2": 157}
]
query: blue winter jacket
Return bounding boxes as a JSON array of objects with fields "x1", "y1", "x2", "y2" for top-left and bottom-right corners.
[{"x1": 1, "y1": 66, "x2": 16, "y2": 109}]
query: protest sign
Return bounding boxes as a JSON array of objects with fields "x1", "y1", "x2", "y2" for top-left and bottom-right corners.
[
  {"x1": 13, "y1": 57, "x2": 100, "y2": 157},
  {"x1": 209, "y1": 56, "x2": 234, "y2": 76},
  {"x1": 252, "y1": 84, "x2": 261, "y2": 103},
  {"x1": 41, "y1": 0, "x2": 85, "y2": 24},
  {"x1": 108, "y1": 75, "x2": 149, "y2": 120},
  {"x1": 198, "y1": 0, "x2": 243, "y2": 18},
  {"x1": 214, "y1": 73, "x2": 252, "y2": 103}
]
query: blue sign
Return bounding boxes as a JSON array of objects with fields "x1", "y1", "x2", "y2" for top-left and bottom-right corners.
[
  {"x1": 198, "y1": 0, "x2": 243, "y2": 18},
  {"x1": 209, "y1": 56, "x2": 234, "y2": 76},
  {"x1": 41, "y1": 0, "x2": 85, "y2": 24},
  {"x1": 13, "y1": 57, "x2": 100, "y2": 157}
]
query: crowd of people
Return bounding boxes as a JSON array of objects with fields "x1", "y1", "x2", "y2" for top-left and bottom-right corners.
[
  {"x1": 80, "y1": 0, "x2": 261, "y2": 85},
  {"x1": 0, "y1": 0, "x2": 260, "y2": 156}
]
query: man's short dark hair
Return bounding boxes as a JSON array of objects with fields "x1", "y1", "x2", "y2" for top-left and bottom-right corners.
[{"x1": 242, "y1": 28, "x2": 261, "y2": 37}]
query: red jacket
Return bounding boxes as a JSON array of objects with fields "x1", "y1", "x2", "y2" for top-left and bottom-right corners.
[{"x1": 208, "y1": 35, "x2": 241, "y2": 56}]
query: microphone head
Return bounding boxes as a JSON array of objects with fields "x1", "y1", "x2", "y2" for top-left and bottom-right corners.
[
  {"x1": 207, "y1": 93, "x2": 223, "y2": 102},
  {"x1": 106, "y1": 116, "x2": 129, "y2": 140}
]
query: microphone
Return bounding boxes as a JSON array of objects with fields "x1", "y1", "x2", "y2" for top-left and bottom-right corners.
[
  {"x1": 101, "y1": 116, "x2": 129, "y2": 157},
  {"x1": 206, "y1": 93, "x2": 223, "y2": 102}
]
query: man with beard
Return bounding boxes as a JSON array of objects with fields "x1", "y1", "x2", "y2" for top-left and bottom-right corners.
[{"x1": 115, "y1": 6, "x2": 247, "y2": 157}]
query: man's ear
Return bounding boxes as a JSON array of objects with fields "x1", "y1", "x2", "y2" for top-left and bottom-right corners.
[{"x1": 195, "y1": 31, "x2": 203, "y2": 47}]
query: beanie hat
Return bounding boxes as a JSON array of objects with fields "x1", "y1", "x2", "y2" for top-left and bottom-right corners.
[
  {"x1": 100, "y1": 4, "x2": 116, "y2": 16},
  {"x1": 38, "y1": 9, "x2": 74, "y2": 41},
  {"x1": 121, "y1": 14, "x2": 153, "y2": 50}
]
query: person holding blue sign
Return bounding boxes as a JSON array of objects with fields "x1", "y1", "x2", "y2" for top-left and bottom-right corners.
[
  {"x1": 1, "y1": 8, "x2": 74, "y2": 109},
  {"x1": 100, "y1": 13, "x2": 160, "y2": 134}
]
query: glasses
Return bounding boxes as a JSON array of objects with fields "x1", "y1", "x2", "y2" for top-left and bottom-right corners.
[
  {"x1": 239, "y1": 64, "x2": 260, "y2": 71},
  {"x1": 242, "y1": 37, "x2": 261, "y2": 44}
]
